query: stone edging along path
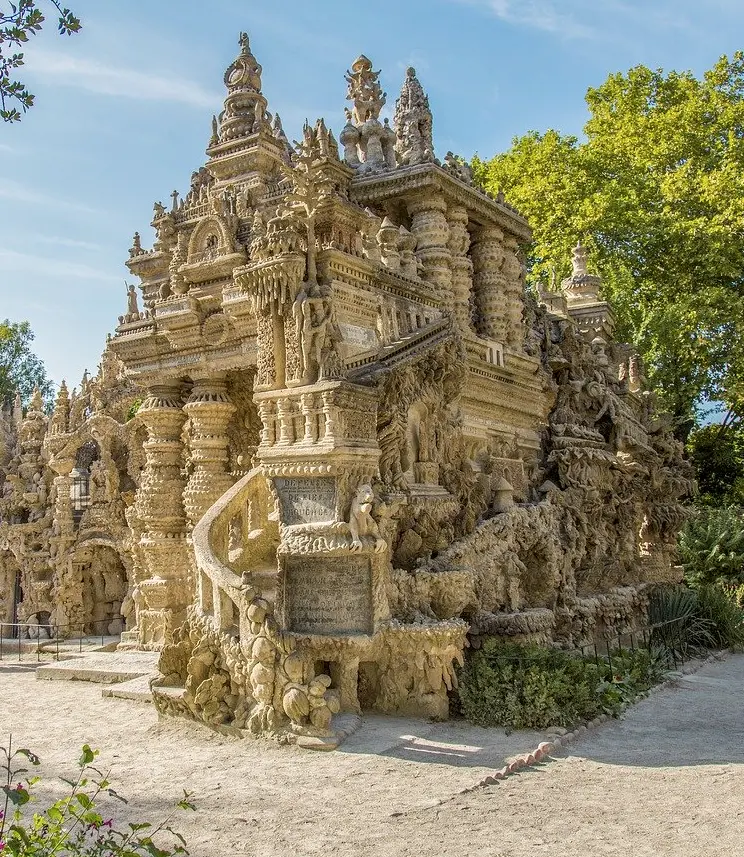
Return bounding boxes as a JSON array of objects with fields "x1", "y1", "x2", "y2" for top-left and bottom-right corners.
[
  {"x1": 390, "y1": 651, "x2": 727, "y2": 816},
  {"x1": 465, "y1": 652, "x2": 727, "y2": 793}
]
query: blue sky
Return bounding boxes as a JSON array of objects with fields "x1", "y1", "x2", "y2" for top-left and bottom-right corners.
[{"x1": 1, "y1": 0, "x2": 743, "y2": 392}]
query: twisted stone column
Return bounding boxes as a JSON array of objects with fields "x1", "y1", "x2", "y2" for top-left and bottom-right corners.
[
  {"x1": 183, "y1": 375, "x2": 236, "y2": 527},
  {"x1": 470, "y1": 226, "x2": 506, "y2": 342},
  {"x1": 446, "y1": 205, "x2": 474, "y2": 334},
  {"x1": 407, "y1": 192, "x2": 452, "y2": 305}
]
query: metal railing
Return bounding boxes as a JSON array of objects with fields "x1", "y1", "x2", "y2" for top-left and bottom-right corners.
[
  {"x1": 0, "y1": 617, "x2": 125, "y2": 663},
  {"x1": 478, "y1": 615, "x2": 697, "y2": 674}
]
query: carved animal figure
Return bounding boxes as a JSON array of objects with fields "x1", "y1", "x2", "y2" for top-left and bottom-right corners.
[{"x1": 349, "y1": 483, "x2": 386, "y2": 553}]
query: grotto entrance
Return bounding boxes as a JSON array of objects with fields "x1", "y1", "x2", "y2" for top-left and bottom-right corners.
[{"x1": 74, "y1": 543, "x2": 128, "y2": 636}]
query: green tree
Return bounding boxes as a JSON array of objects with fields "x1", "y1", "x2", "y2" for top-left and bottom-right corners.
[
  {"x1": 1, "y1": 0, "x2": 80, "y2": 122},
  {"x1": 687, "y1": 421, "x2": 744, "y2": 507},
  {"x1": 0, "y1": 318, "x2": 52, "y2": 406},
  {"x1": 474, "y1": 54, "x2": 744, "y2": 435}
]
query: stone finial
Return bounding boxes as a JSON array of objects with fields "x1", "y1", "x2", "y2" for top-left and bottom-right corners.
[
  {"x1": 50, "y1": 380, "x2": 70, "y2": 435},
  {"x1": 561, "y1": 239, "x2": 601, "y2": 304},
  {"x1": 215, "y1": 32, "x2": 268, "y2": 143},
  {"x1": 571, "y1": 240, "x2": 588, "y2": 276},
  {"x1": 394, "y1": 66, "x2": 435, "y2": 166},
  {"x1": 12, "y1": 390, "x2": 22, "y2": 425},
  {"x1": 129, "y1": 231, "x2": 143, "y2": 258},
  {"x1": 29, "y1": 387, "x2": 44, "y2": 414},
  {"x1": 345, "y1": 55, "x2": 386, "y2": 124}
]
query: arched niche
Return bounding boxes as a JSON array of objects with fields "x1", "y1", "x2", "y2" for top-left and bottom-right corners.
[{"x1": 187, "y1": 215, "x2": 233, "y2": 261}]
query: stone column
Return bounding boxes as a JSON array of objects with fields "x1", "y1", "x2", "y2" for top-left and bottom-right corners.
[
  {"x1": 183, "y1": 375, "x2": 236, "y2": 527},
  {"x1": 135, "y1": 384, "x2": 190, "y2": 648},
  {"x1": 470, "y1": 225, "x2": 506, "y2": 342},
  {"x1": 502, "y1": 236, "x2": 526, "y2": 350},
  {"x1": 48, "y1": 457, "x2": 82, "y2": 630},
  {"x1": 446, "y1": 205, "x2": 474, "y2": 335},
  {"x1": 407, "y1": 192, "x2": 452, "y2": 305}
]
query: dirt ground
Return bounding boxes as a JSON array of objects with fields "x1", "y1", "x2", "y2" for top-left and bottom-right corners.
[{"x1": 2, "y1": 654, "x2": 744, "y2": 857}]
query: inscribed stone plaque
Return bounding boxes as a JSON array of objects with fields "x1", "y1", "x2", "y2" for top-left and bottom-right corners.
[
  {"x1": 274, "y1": 477, "x2": 336, "y2": 525},
  {"x1": 285, "y1": 556, "x2": 372, "y2": 635}
]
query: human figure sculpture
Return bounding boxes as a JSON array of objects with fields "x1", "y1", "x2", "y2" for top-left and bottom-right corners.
[
  {"x1": 126, "y1": 283, "x2": 139, "y2": 317},
  {"x1": 293, "y1": 283, "x2": 335, "y2": 384}
]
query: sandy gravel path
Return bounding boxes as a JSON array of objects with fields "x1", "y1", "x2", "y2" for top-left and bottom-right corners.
[{"x1": 1, "y1": 654, "x2": 743, "y2": 856}]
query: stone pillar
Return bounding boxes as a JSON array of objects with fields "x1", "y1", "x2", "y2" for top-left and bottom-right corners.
[
  {"x1": 446, "y1": 205, "x2": 474, "y2": 335},
  {"x1": 502, "y1": 236, "x2": 525, "y2": 350},
  {"x1": 407, "y1": 192, "x2": 452, "y2": 304},
  {"x1": 183, "y1": 375, "x2": 236, "y2": 527},
  {"x1": 135, "y1": 384, "x2": 190, "y2": 648},
  {"x1": 470, "y1": 225, "x2": 506, "y2": 342},
  {"x1": 48, "y1": 457, "x2": 81, "y2": 630}
]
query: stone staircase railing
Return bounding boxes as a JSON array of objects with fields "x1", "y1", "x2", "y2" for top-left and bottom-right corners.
[{"x1": 191, "y1": 466, "x2": 277, "y2": 638}]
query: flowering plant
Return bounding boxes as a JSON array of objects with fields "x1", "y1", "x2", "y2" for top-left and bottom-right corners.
[{"x1": 1, "y1": 737, "x2": 194, "y2": 856}]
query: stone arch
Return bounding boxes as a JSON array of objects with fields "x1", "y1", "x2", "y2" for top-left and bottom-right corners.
[{"x1": 187, "y1": 215, "x2": 233, "y2": 260}]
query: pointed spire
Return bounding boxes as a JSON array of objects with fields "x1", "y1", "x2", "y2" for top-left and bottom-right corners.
[
  {"x1": 215, "y1": 32, "x2": 268, "y2": 143},
  {"x1": 394, "y1": 67, "x2": 435, "y2": 166},
  {"x1": 50, "y1": 380, "x2": 70, "y2": 435}
]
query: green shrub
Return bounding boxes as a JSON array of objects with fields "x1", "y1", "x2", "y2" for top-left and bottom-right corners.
[
  {"x1": 648, "y1": 583, "x2": 744, "y2": 652},
  {"x1": 695, "y1": 584, "x2": 744, "y2": 649},
  {"x1": 679, "y1": 506, "x2": 744, "y2": 588},
  {"x1": 1, "y1": 739, "x2": 195, "y2": 856},
  {"x1": 456, "y1": 640, "x2": 661, "y2": 731}
]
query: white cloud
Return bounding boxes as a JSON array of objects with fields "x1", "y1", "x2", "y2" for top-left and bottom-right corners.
[
  {"x1": 0, "y1": 248, "x2": 119, "y2": 282},
  {"x1": 455, "y1": 0, "x2": 595, "y2": 39},
  {"x1": 0, "y1": 179, "x2": 100, "y2": 214},
  {"x1": 26, "y1": 50, "x2": 222, "y2": 109}
]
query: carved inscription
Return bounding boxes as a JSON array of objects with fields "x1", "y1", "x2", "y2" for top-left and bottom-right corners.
[
  {"x1": 338, "y1": 322, "x2": 377, "y2": 348},
  {"x1": 285, "y1": 556, "x2": 372, "y2": 635},
  {"x1": 274, "y1": 477, "x2": 336, "y2": 525}
]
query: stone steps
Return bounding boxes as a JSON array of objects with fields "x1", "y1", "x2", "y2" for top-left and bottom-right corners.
[{"x1": 36, "y1": 651, "x2": 160, "y2": 684}]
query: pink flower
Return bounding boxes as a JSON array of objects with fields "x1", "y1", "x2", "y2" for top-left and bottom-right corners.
[{"x1": 103, "y1": 819, "x2": 113, "y2": 828}]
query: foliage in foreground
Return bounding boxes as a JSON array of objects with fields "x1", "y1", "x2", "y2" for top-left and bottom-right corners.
[
  {"x1": 1, "y1": 0, "x2": 81, "y2": 122},
  {"x1": 455, "y1": 640, "x2": 661, "y2": 731},
  {"x1": 1, "y1": 739, "x2": 194, "y2": 856}
]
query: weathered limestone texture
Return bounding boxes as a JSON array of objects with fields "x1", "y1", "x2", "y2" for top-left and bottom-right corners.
[{"x1": 0, "y1": 33, "x2": 692, "y2": 746}]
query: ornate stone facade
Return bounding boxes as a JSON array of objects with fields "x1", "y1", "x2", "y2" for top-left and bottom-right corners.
[{"x1": 0, "y1": 34, "x2": 692, "y2": 747}]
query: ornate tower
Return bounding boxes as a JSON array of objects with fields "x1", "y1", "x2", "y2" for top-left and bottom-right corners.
[{"x1": 393, "y1": 67, "x2": 435, "y2": 166}]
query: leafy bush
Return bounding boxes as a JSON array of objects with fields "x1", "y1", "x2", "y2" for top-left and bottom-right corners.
[
  {"x1": 1, "y1": 738, "x2": 194, "y2": 856},
  {"x1": 679, "y1": 506, "x2": 744, "y2": 588},
  {"x1": 456, "y1": 640, "x2": 661, "y2": 731},
  {"x1": 695, "y1": 585, "x2": 744, "y2": 649}
]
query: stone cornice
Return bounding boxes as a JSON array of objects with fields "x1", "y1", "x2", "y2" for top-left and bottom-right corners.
[{"x1": 349, "y1": 163, "x2": 532, "y2": 240}]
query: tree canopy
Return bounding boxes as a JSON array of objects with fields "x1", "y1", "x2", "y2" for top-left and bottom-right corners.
[
  {"x1": 0, "y1": 318, "x2": 53, "y2": 406},
  {"x1": 1, "y1": 0, "x2": 80, "y2": 122},
  {"x1": 473, "y1": 53, "x2": 744, "y2": 436}
]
